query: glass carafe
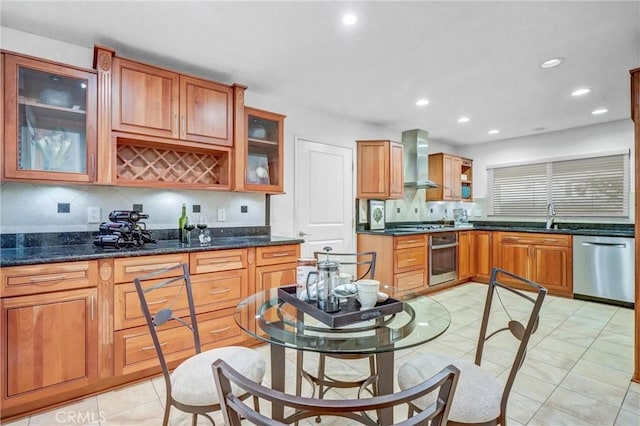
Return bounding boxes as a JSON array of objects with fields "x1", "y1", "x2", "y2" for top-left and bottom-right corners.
[{"x1": 307, "y1": 258, "x2": 340, "y2": 313}]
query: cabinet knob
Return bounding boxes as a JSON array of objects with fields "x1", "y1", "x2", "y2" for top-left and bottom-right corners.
[{"x1": 298, "y1": 231, "x2": 311, "y2": 237}]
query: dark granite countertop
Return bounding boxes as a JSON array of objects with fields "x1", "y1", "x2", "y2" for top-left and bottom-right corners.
[
  {"x1": 356, "y1": 221, "x2": 634, "y2": 238},
  {"x1": 0, "y1": 235, "x2": 304, "y2": 267}
]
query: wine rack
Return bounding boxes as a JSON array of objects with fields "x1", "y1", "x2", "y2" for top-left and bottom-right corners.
[{"x1": 116, "y1": 142, "x2": 229, "y2": 188}]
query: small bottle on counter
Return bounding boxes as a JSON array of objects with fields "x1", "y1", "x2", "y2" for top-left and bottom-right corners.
[{"x1": 178, "y1": 204, "x2": 187, "y2": 243}]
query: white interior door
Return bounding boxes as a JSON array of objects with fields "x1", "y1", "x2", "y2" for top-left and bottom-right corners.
[{"x1": 295, "y1": 137, "x2": 354, "y2": 257}]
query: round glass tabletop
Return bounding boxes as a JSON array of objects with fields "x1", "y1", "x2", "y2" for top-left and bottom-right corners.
[{"x1": 233, "y1": 286, "x2": 451, "y2": 355}]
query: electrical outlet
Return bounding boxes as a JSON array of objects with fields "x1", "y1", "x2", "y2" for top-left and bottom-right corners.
[
  {"x1": 241, "y1": 205, "x2": 248, "y2": 213},
  {"x1": 217, "y1": 208, "x2": 226, "y2": 221},
  {"x1": 87, "y1": 207, "x2": 101, "y2": 223}
]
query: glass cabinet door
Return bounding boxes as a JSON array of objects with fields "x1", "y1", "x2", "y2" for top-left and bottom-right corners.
[
  {"x1": 4, "y1": 54, "x2": 97, "y2": 182},
  {"x1": 245, "y1": 107, "x2": 285, "y2": 193}
]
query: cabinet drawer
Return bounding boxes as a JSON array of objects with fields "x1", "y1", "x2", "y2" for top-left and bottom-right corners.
[
  {"x1": 190, "y1": 249, "x2": 247, "y2": 274},
  {"x1": 113, "y1": 254, "x2": 189, "y2": 284},
  {"x1": 394, "y1": 269, "x2": 426, "y2": 291},
  {"x1": 1, "y1": 261, "x2": 98, "y2": 297},
  {"x1": 114, "y1": 269, "x2": 246, "y2": 330},
  {"x1": 114, "y1": 310, "x2": 244, "y2": 375},
  {"x1": 394, "y1": 247, "x2": 426, "y2": 272},
  {"x1": 394, "y1": 235, "x2": 425, "y2": 250},
  {"x1": 498, "y1": 232, "x2": 570, "y2": 247},
  {"x1": 256, "y1": 244, "x2": 300, "y2": 266}
]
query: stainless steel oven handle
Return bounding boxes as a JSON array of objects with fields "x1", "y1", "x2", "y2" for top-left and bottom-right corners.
[{"x1": 430, "y1": 242, "x2": 459, "y2": 249}]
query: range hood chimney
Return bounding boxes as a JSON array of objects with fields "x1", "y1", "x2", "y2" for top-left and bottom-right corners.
[{"x1": 401, "y1": 129, "x2": 438, "y2": 188}]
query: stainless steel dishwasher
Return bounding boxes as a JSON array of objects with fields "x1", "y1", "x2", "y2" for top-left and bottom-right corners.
[{"x1": 573, "y1": 235, "x2": 635, "y2": 306}]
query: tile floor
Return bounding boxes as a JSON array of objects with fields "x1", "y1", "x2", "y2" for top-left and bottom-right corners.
[{"x1": 4, "y1": 283, "x2": 639, "y2": 425}]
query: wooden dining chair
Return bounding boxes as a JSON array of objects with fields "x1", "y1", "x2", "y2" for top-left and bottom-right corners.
[
  {"x1": 397, "y1": 267, "x2": 547, "y2": 426},
  {"x1": 296, "y1": 249, "x2": 378, "y2": 401},
  {"x1": 133, "y1": 263, "x2": 266, "y2": 426},
  {"x1": 213, "y1": 358, "x2": 459, "y2": 426}
]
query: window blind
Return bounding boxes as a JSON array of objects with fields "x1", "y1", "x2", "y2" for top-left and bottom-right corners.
[{"x1": 488, "y1": 151, "x2": 629, "y2": 218}]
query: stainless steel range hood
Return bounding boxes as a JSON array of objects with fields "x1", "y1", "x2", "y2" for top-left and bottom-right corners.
[{"x1": 401, "y1": 129, "x2": 438, "y2": 188}]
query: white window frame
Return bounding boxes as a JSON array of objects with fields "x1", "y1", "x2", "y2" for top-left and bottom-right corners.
[{"x1": 487, "y1": 149, "x2": 630, "y2": 218}]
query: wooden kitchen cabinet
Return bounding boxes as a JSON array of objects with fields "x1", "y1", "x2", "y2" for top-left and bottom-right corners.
[
  {"x1": 0, "y1": 261, "x2": 98, "y2": 413},
  {"x1": 3, "y1": 53, "x2": 98, "y2": 183},
  {"x1": 426, "y1": 153, "x2": 473, "y2": 201},
  {"x1": 495, "y1": 232, "x2": 572, "y2": 296},
  {"x1": 473, "y1": 230, "x2": 494, "y2": 282},
  {"x1": 112, "y1": 57, "x2": 233, "y2": 146},
  {"x1": 254, "y1": 244, "x2": 299, "y2": 292},
  {"x1": 629, "y1": 66, "x2": 640, "y2": 384},
  {"x1": 356, "y1": 140, "x2": 404, "y2": 199},
  {"x1": 357, "y1": 233, "x2": 427, "y2": 291},
  {"x1": 242, "y1": 107, "x2": 285, "y2": 193},
  {"x1": 112, "y1": 251, "x2": 248, "y2": 376},
  {"x1": 458, "y1": 231, "x2": 475, "y2": 280}
]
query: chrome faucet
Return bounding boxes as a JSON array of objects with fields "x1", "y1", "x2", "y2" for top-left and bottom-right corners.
[{"x1": 546, "y1": 202, "x2": 556, "y2": 229}]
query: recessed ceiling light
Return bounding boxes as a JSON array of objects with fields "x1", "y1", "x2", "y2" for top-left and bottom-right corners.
[
  {"x1": 415, "y1": 99, "x2": 429, "y2": 106},
  {"x1": 571, "y1": 88, "x2": 591, "y2": 96},
  {"x1": 592, "y1": 108, "x2": 608, "y2": 115},
  {"x1": 488, "y1": 129, "x2": 500, "y2": 135},
  {"x1": 457, "y1": 117, "x2": 470, "y2": 123},
  {"x1": 540, "y1": 57, "x2": 565, "y2": 69},
  {"x1": 342, "y1": 13, "x2": 357, "y2": 25}
]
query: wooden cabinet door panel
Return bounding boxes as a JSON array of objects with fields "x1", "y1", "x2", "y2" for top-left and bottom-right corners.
[
  {"x1": 180, "y1": 76, "x2": 232, "y2": 146},
  {"x1": 190, "y1": 249, "x2": 247, "y2": 274},
  {"x1": 256, "y1": 245, "x2": 300, "y2": 267},
  {"x1": 394, "y1": 269, "x2": 426, "y2": 291},
  {"x1": 497, "y1": 243, "x2": 530, "y2": 282},
  {"x1": 394, "y1": 247, "x2": 426, "y2": 273},
  {"x1": 1, "y1": 261, "x2": 97, "y2": 298},
  {"x1": 114, "y1": 269, "x2": 245, "y2": 330},
  {"x1": 113, "y1": 253, "x2": 188, "y2": 284},
  {"x1": 533, "y1": 246, "x2": 572, "y2": 296},
  {"x1": 357, "y1": 142, "x2": 389, "y2": 198},
  {"x1": 2, "y1": 289, "x2": 97, "y2": 402},
  {"x1": 458, "y1": 231, "x2": 474, "y2": 279},
  {"x1": 474, "y1": 231, "x2": 493, "y2": 281},
  {"x1": 112, "y1": 58, "x2": 179, "y2": 138},
  {"x1": 256, "y1": 263, "x2": 297, "y2": 292},
  {"x1": 389, "y1": 142, "x2": 404, "y2": 198}
]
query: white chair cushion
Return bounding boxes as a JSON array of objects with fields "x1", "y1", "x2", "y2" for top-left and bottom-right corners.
[
  {"x1": 397, "y1": 353, "x2": 502, "y2": 424},
  {"x1": 171, "y1": 346, "x2": 265, "y2": 407}
]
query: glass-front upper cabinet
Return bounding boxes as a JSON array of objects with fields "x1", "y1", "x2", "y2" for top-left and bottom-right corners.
[
  {"x1": 3, "y1": 54, "x2": 97, "y2": 182},
  {"x1": 245, "y1": 107, "x2": 285, "y2": 193}
]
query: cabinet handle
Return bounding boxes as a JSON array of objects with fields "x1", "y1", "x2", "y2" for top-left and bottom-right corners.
[
  {"x1": 544, "y1": 238, "x2": 558, "y2": 242},
  {"x1": 201, "y1": 258, "x2": 234, "y2": 265},
  {"x1": 29, "y1": 275, "x2": 65, "y2": 283},
  {"x1": 142, "y1": 342, "x2": 166, "y2": 351},
  {"x1": 181, "y1": 116, "x2": 185, "y2": 130},
  {"x1": 174, "y1": 114, "x2": 178, "y2": 130},
  {"x1": 148, "y1": 298, "x2": 168, "y2": 305},
  {"x1": 210, "y1": 326, "x2": 231, "y2": 334},
  {"x1": 210, "y1": 288, "x2": 231, "y2": 295},
  {"x1": 91, "y1": 295, "x2": 95, "y2": 321},
  {"x1": 90, "y1": 154, "x2": 96, "y2": 178},
  {"x1": 406, "y1": 258, "x2": 417, "y2": 262},
  {"x1": 270, "y1": 252, "x2": 292, "y2": 257},
  {"x1": 403, "y1": 240, "x2": 420, "y2": 244},
  {"x1": 126, "y1": 263, "x2": 180, "y2": 273}
]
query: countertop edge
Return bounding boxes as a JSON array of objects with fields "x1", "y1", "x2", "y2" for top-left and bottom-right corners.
[
  {"x1": 357, "y1": 227, "x2": 634, "y2": 238},
  {"x1": 0, "y1": 236, "x2": 305, "y2": 267}
]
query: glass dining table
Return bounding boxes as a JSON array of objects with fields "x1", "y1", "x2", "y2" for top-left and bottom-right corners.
[{"x1": 233, "y1": 286, "x2": 451, "y2": 424}]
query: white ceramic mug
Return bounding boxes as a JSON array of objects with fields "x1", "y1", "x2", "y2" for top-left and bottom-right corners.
[{"x1": 356, "y1": 279, "x2": 380, "y2": 310}]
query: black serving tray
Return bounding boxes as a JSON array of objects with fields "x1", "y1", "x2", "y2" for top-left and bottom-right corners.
[{"x1": 277, "y1": 285, "x2": 404, "y2": 328}]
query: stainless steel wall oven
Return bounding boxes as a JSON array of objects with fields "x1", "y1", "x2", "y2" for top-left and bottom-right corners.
[{"x1": 429, "y1": 232, "x2": 458, "y2": 285}]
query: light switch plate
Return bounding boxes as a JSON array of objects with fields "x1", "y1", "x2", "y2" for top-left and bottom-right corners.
[
  {"x1": 87, "y1": 207, "x2": 101, "y2": 223},
  {"x1": 217, "y1": 208, "x2": 226, "y2": 221}
]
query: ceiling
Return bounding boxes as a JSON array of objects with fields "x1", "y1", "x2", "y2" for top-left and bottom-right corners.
[{"x1": 1, "y1": 1, "x2": 639, "y2": 146}]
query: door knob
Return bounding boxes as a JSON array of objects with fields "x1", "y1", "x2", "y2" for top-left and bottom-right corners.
[{"x1": 298, "y1": 231, "x2": 311, "y2": 237}]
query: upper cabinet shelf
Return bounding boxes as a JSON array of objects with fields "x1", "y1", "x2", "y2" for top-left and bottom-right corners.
[
  {"x1": 242, "y1": 107, "x2": 285, "y2": 193},
  {"x1": 426, "y1": 153, "x2": 473, "y2": 202},
  {"x1": 3, "y1": 53, "x2": 97, "y2": 183}
]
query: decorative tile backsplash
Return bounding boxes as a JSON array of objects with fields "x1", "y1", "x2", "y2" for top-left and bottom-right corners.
[
  {"x1": 383, "y1": 188, "x2": 479, "y2": 224},
  {"x1": 0, "y1": 182, "x2": 266, "y2": 234}
]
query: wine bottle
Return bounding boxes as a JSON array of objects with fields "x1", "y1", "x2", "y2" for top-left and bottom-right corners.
[{"x1": 178, "y1": 204, "x2": 187, "y2": 243}]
